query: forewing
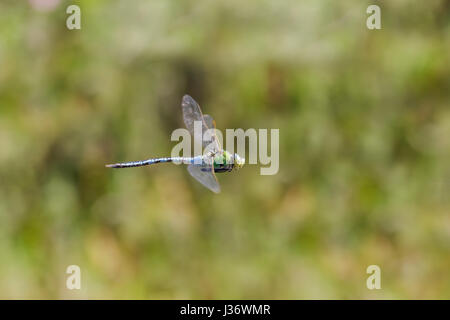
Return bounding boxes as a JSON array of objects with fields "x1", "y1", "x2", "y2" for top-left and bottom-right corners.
[
  {"x1": 187, "y1": 163, "x2": 221, "y2": 193},
  {"x1": 202, "y1": 114, "x2": 222, "y2": 153},
  {"x1": 181, "y1": 95, "x2": 220, "y2": 151}
]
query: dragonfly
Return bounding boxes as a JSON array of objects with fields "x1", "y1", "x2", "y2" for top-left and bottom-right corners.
[{"x1": 106, "y1": 95, "x2": 245, "y2": 193}]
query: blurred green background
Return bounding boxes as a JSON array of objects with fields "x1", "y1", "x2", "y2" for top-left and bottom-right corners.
[{"x1": 0, "y1": 0, "x2": 449, "y2": 299}]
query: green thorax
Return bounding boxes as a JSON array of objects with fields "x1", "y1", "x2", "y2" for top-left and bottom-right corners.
[{"x1": 213, "y1": 150, "x2": 233, "y2": 171}]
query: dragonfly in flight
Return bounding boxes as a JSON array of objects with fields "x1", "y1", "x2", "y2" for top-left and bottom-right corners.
[{"x1": 106, "y1": 95, "x2": 245, "y2": 193}]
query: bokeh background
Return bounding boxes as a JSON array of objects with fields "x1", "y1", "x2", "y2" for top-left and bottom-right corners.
[{"x1": 0, "y1": 0, "x2": 449, "y2": 299}]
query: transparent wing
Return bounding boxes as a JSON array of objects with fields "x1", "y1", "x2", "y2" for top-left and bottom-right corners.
[
  {"x1": 181, "y1": 95, "x2": 221, "y2": 152},
  {"x1": 202, "y1": 114, "x2": 222, "y2": 153},
  {"x1": 187, "y1": 163, "x2": 221, "y2": 193},
  {"x1": 202, "y1": 114, "x2": 215, "y2": 131}
]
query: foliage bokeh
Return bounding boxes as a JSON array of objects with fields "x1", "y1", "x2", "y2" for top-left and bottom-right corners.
[{"x1": 0, "y1": 0, "x2": 449, "y2": 298}]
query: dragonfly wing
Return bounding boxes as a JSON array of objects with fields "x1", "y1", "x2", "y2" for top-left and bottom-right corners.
[
  {"x1": 181, "y1": 95, "x2": 220, "y2": 151},
  {"x1": 187, "y1": 163, "x2": 221, "y2": 193},
  {"x1": 202, "y1": 114, "x2": 222, "y2": 153},
  {"x1": 202, "y1": 114, "x2": 215, "y2": 130},
  {"x1": 181, "y1": 95, "x2": 209, "y2": 138}
]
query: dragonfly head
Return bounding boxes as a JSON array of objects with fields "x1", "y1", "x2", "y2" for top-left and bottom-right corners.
[{"x1": 233, "y1": 153, "x2": 245, "y2": 170}]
